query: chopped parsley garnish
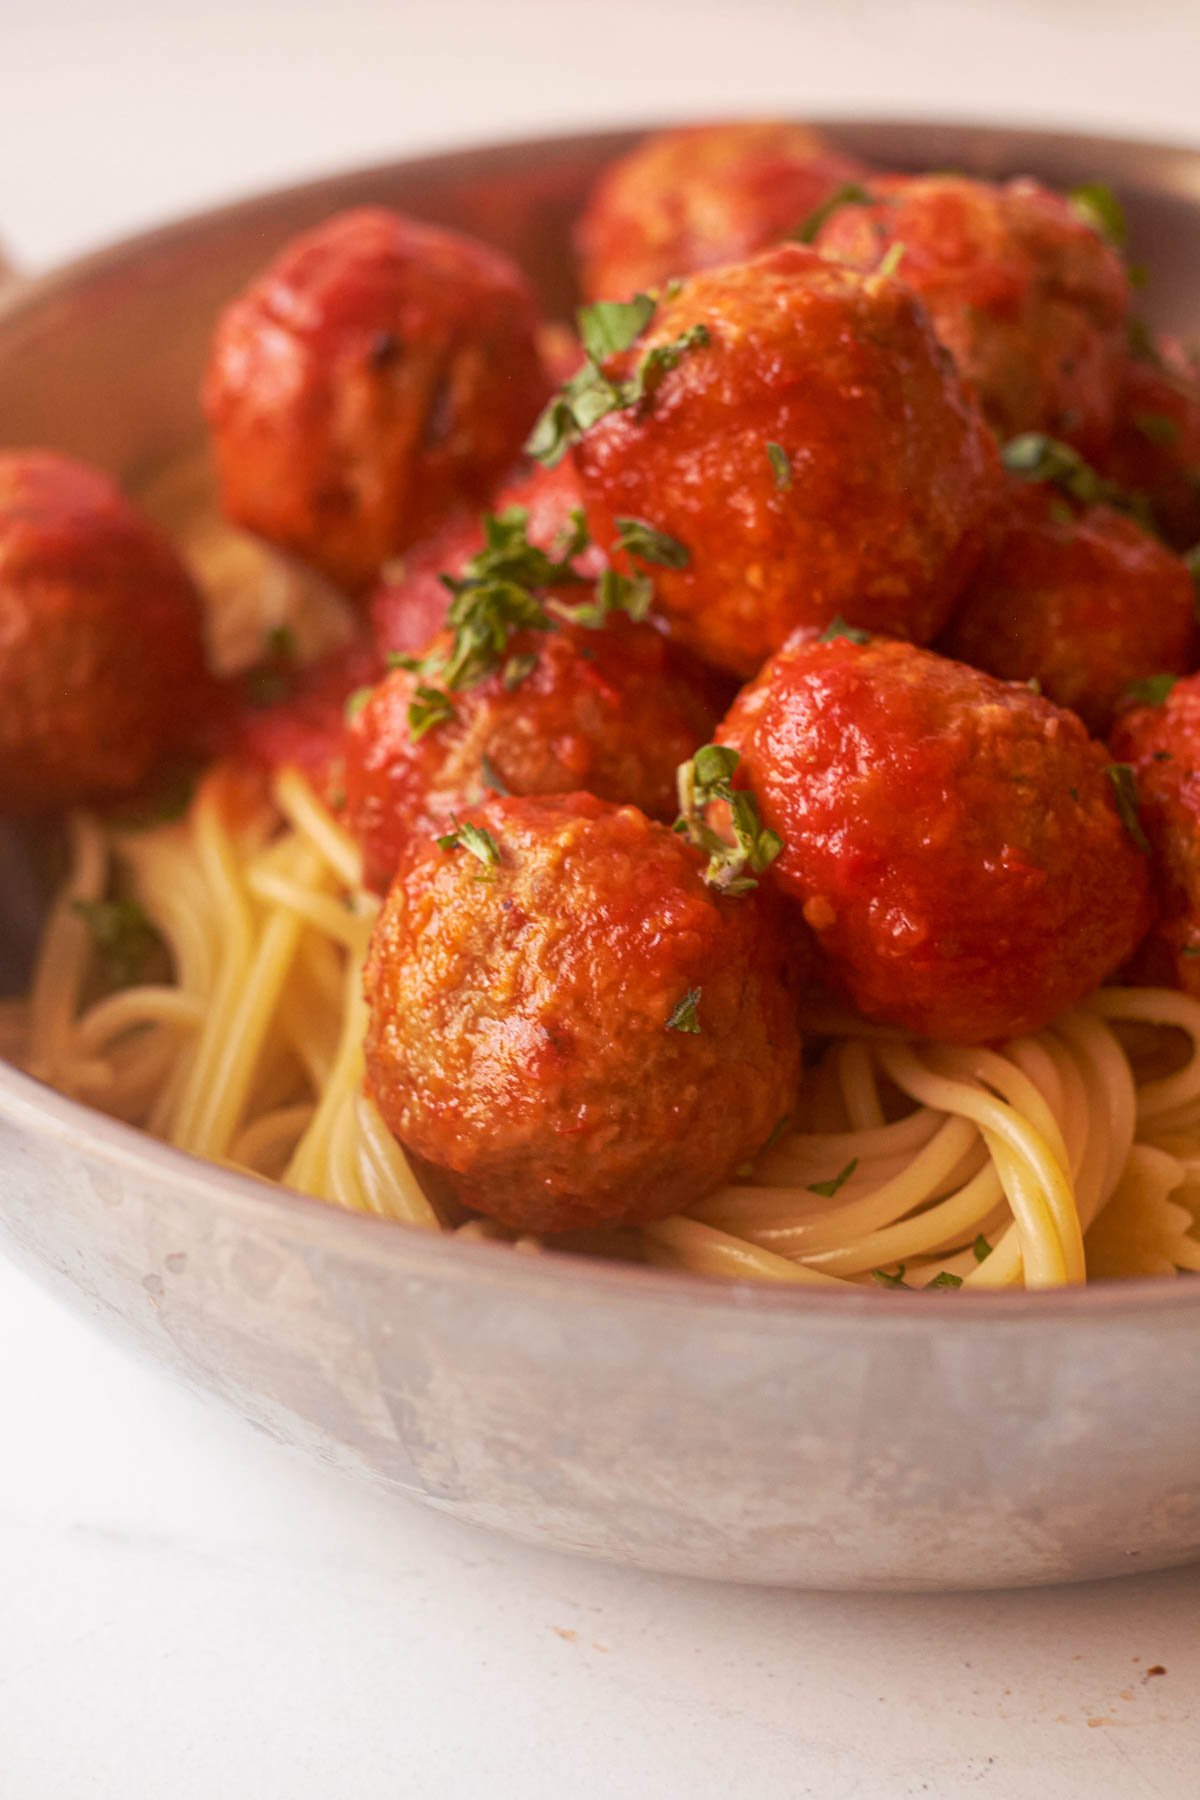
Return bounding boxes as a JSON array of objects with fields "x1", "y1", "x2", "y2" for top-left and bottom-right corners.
[
  {"x1": 877, "y1": 240, "x2": 906, "y2": 280},
  {"x1": 1134, "y1": 410, "x2": 1181, "y2": 448},
  {"x1": 791, "y1": 181, "x2": 874, "y2": 244},
  {"x1": 819, "y1": 616, "x2": 871, "y2": 645},
  {"x1": 1104, "y1": 763, "x2": 1151, "y2": 854},
  {"x1": 1001, "y1": 432, "x2": 1151, "y2": 526},
  {"x1": 666, "y1": 987, "x2": 702, "y2": 1034},
  {"x1": 1182, "y1": 946, "x2": 1200, "y2": 959},
  {"x1": 436, "y1": 818, "x2": 501, "y2": 869},
  {"x1": 343, "y1": 685, "x2": 374, "y2": 724},
  {"x1": 674, "y1": 744, "x2": 784, "y2": 896},
  {"x1": 807, "y1": 1157, "x2": 858, "y2": 1198},
  {"x1": 766, "y1": 441, "x2": 793, "y2": 491},
  {"x1": 578, "y1": 293, "x2": 657, "y2": 362},
  {"x1": 408, "y1": 683, "x2": 457, "y2": 741},
  {"x1": 526, "y1": 293, "x2": 710, "y2": 467},
  {"x1": 72, "y1": 897, "x2": 165, "y2": 992},
  {"x1": 972, "y1": 1235, "x2": 992, "y2": 1263},
  {"x1": 479, "y1": 753, "x2": 509, "y2": 795},
  {"x1": 1068, "y1": 181, "x2": 1127, "y2": 249},
  {"x1": 929, "y1": 1271, "x2": 964, "y2": 1290},
  {"x1": 1184, "y1": 545, "x2": 1200, "y2": 595},
  {"x1": 398, "y1": 506, "x2": 588, "y2": 735},
  {"x1": 871, "y1": 1265, "x2": 909, "y2": 1289},
  {"x1": 614, "y1": 517, "x2": 690, "y2": 569},
  {"x1": 1124, "y1": 673, "x2": 1178, "y2": 708},
  {"x1": 502, "y1": 651, "x2": 539, "y2": 691}
]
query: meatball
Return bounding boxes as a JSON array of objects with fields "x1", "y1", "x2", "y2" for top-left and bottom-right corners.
[
  {"x1": 346, "y1": 612, "x2": 720, "y2": 892},
  {"x1": 363, "y1": 792, "x2": 801, "y2": 1232},
  {"x1": 0, "y1": 451, "x2": 209, "y2": 814},
  {"x1": 369, "y1": 458, "x2": 601, "y2": 659},
  {"x1": 942, "y1": 481, "x2": 1195, "y2": 735},
  {"x1": 571, "y1": 245, "x2": 1000, "y2": 676},
  {"x1": 813, "y1": 175, "x2": 1130, "y2": 453},
  {"x1": 719, "y1": 634, "x2": 1153, "y2": 1042},
  {"x1": 1095, "y1": 340, "x2": 1200, "y2": 549},
  {"x1": 1111, "y1": 678, "x2": 1200, "y2": 992},
  {"x1": 576, "y1": 120, "x2": 867, "y2": 301},
  {"x1": 203, "y1": 207, "x2": 550, "y2": 592}
]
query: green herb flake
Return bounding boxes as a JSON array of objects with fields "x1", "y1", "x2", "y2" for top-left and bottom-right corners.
[
  {"x1": 400, "y1": 506, "x2": 594, "y2": 719},
  {"x1": 408, "y1": 684, "x2": 457, "y2": 741},
  {"x1": 502, "y1": 651, "x2": 539, "y2": 691},
  {"x1": 929, "y1": 1271, "x2": 964, "y2": 1290},
  {"x1": 666, "y1": 987, "x2": 702, "y2": 1034},
  {"x1": 1069, "y1": 181, "x2": 1127, "y2": 249},
  {"x1": 1124, "y1": 673, "x2": 1178, "y2": 708},
  {"x1": 1000, "y1": 431, "x2": 1150, "y2": 525},
  {"x1": 72, "y1": 897, "x2": 165, "y2": 992},
  {"x1": 1182, "y1": 946, "x2": 1200, "y2": 958},
  {"x1": 436, "y1": 817, "x2": 501, "y2": 869},
  {"x1": 674, "y1": 744, "x2": 784, "y2": 896},
  {"x1": 526, "y1": 305, "x2": 710, "y2": 468},
  {"x1": 479, "y1": 753, "x2": 509, "y2": 796},
  {"x1": 972, "y1": 1234, "x2": 993, "y2": 1263},
  {"x1": 877, "y1": 240, "x2": 906, "y2": 280},
  {"x1": 766, "y1": 441, "x2": 793, "y2": 491},
  {"x1": 1184, "y1": 546, "x2": 1200, "y2": 594},
  {"x1": 614, "y1": 517, "x2": 690, "y2": 569},
  {"x1": 343, "y1": 685, "x2": 375, "y2": 725},
  {"x1": 807, "y1": 1157, "x2": 859, "y2": 1199},
  {"x1": 1134, "y1": 410, "x2": 1181, "y2": 447},
  {"x1": 1104, "y1": 762, "x2": 1151, "y2": 854},
  {"x1": 819, "y1": 615, "x2": 871, "y2": 645},
  {"x1": 577, "y1": 293, "x2": 657, "y2": 363},
  {"x1": 871, "y1": 1265, "x2": 909, "y2": 1289},
  {"x1": 791, "y1": 181, "x2": 874, "y2": 244}
]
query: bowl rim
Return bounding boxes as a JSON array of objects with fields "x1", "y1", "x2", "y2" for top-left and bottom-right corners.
[{"x1": 4, "y1": 117, "x2": 1200, "y2": 1328}]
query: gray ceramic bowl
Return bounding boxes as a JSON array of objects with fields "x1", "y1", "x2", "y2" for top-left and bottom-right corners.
[{"x1": 3, "y1": 122, "x2": 1200, "y2": 1591}]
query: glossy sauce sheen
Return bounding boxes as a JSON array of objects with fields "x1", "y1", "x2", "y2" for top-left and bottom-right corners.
[
  {"x1": 574, "y1": 243, "x2": 1001, "y2": 675},
  {"x1": 204, "y1": 207, "x2": 550, "y2": 591},
  {"x1": 721, "y1": 634, "x2": 1153, "y2": 1042}
]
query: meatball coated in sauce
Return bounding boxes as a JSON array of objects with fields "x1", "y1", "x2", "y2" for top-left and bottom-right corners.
[
  {"x1": 345, "y1": 613, "x2": 720, "y2": 893},
  {"x1": 572, "y1": 244, "x2": 1000, "y2": 676},
  {"x1": 813, "y1": 175, "x2": 1130, "y2": 453},
  {"x1": 203, "y1": 207, "x2": 549, "y2": 592},
  {"x1": 1095, "y1": 343, "x2": 1200, "y2": 549},
  {"x1": 363, "y1": 792, "x2": 802, "y2": 1233},
  {"x1": 719, "y1": 635, "x2": 1153, "y2": 1043},
  {"x1": 0, "y1": 452, "x2": 209, "y2": 814},
  {"x1": 942, "y1": 482, "x2": 1195, "y2": 736},
  {"x1": 369, "y1": 459, "x2": 602, "y2": 659},
  {"x1": 1111, "y1": 680, "x2": 1200, "y2": 992},
  {"x1": 576, "y1": 120, "x2": 867, "y2": 301}
]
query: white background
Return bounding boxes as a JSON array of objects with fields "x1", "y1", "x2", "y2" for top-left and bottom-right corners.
[{"x1": 3, "y1": 2, "x2": 1200, "y2": 1795}]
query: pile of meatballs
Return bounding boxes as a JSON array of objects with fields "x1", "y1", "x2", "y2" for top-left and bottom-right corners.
[{"x1": 4, "y1": 120, "x2": 1200, "y2": 1237}]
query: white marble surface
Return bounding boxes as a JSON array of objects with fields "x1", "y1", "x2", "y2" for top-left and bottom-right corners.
[{"x1": 3, "y1": 3, "x2": 1200, "y2": 1794}]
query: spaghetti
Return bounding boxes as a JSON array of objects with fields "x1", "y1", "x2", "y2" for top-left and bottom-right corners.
[{"x1": 9, "y1": 762, "x2": 1200, "y2": 1292}]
